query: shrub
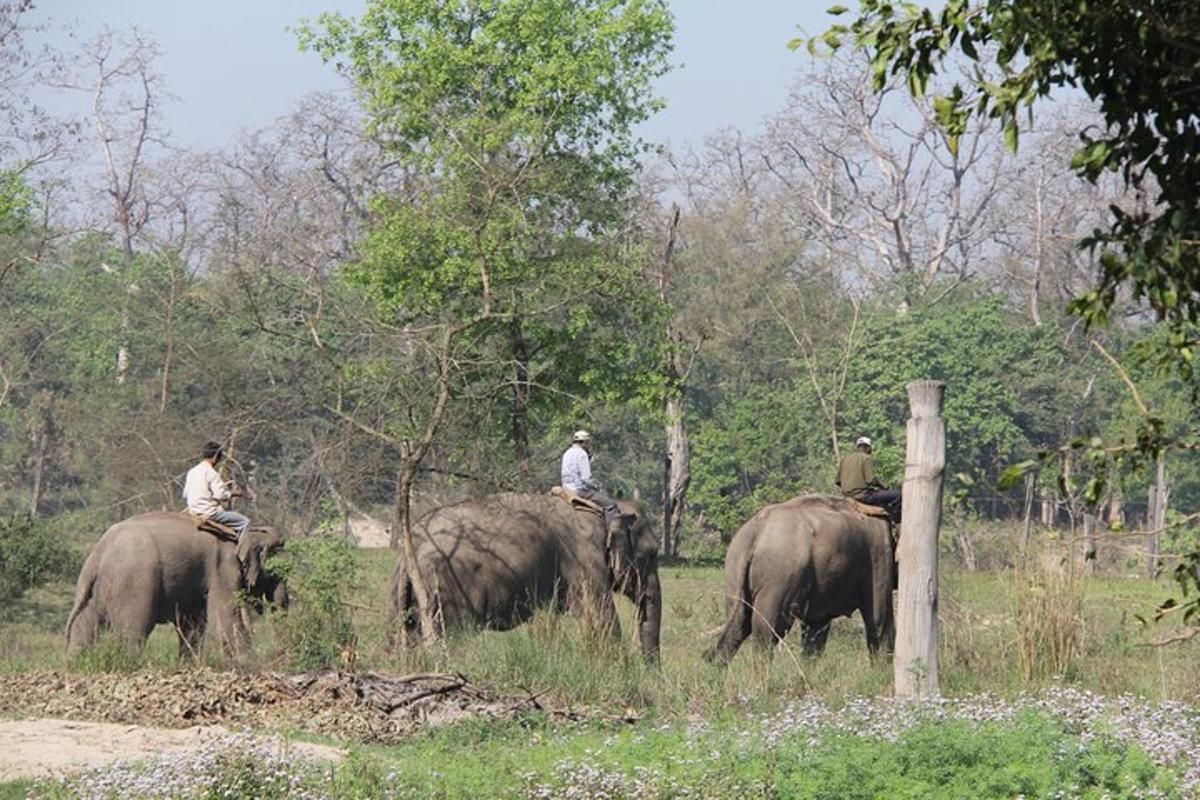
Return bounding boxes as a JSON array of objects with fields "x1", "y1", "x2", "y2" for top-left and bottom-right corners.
[
  {"x1": 0, "y1": 514, "x2": 73, "y2": 605},
  {"x1": 267, "y1": 534, "x2": 360, "y2": 671}
]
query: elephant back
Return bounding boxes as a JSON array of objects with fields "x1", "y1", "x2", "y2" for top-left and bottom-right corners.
[{"x1": 115, "y1": 510, "x2": 212, "y2": 538}]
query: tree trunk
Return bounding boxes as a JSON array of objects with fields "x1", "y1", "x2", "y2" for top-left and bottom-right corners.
[
  {"x1": 29, "y1": 422, "x2": 49, "y2": 518},
  {"x1": 895, "y1": 380, "x2": 945, "y2": 698},
  {"x1": 954, "y1": 511, "x2": 975, "y2": 571},
  {"x1": 1029, "y1": 165, "x2": 1044, "y2": 326},
  {"x1": 391, "y1": 449, "x2": 439, "y2": 644},
  {"x1": 159, "y1": 261, "x2": 181, "y2": 413},
  {"x1": 508, "y1": 318, "x2": 532, "y2": 482},
  {"x1": 1107, "y1": 491, "x2": 1124, "y2": 529},
  {"x1": 1081, "y1": 512, "x2": 1097, "y2": 572},
  {"x1": 657, "y1": 204, "x2": 690, "y2": 557},
  {"x1": 662, "y1": 390, "x2": 690, "y2": 557},
  {"x1": 1020, "y1": 471, "x2": 1036, "y2": 551},
  {"x1": 387, "y1": 327, "x2": 457, "y2": 645},
  {"x1": 1147, "y1": 454, "x2": 1167, "y2": 579}
]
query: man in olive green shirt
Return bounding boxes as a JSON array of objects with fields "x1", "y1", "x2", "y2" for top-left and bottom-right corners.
[{"x1": 837, "y1": 436, "x2": 901, "y2": 519}]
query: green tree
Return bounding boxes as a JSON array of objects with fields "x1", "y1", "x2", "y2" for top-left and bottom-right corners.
[{"x1": 299, "y1": 0, "x2": 673, "y2": 641}]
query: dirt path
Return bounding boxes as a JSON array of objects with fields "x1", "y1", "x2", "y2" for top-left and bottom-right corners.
[{"x1": 0, "y1": 718, "x2": 343, "y2": 780}]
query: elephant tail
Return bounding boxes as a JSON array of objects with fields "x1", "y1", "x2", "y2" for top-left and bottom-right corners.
[
  {"x1": 703, "y1": 518, "x2": 761, "y2": 665},
  {"x1": 65, "y1": 561, "x2": 101, "y2": 654}
]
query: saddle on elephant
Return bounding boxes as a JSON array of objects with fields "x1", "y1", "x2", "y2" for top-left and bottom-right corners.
[
  {"x1": 183, "y1": 512, "x2": 240, "y2": 542},
  {"x1": 548, "y1": 485, "x2": 604, "y2": 515},
  {"x1": 850, "y1": 499, "x2": 891, "y2": 520}
]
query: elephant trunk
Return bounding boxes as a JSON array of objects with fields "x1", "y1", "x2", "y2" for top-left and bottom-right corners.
[
  {"x1": 271, "y1": 580, "x2": 290, "y2": 611},
  {"x1": 637, "y1": 565, "x2": 662, "y2": 663}
]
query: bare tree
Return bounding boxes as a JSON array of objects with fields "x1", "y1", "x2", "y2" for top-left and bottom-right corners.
[
  {"x1": 993, "y1": 106, "x2": 1118, "y2": 325},
  {"x1": 59, "y1": 28, "x2": 169, "y2": 384},
  {"x1": 655, "y1": 204, "x2": 700, "y2": 557},
  {"x1": 760, "y1": 55, "x2": 1010, "y2": 307}
]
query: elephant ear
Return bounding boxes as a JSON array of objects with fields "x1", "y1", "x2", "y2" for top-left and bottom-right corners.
[{"x1": 236, "y1": 532, "x2": 263, "y2": 589}]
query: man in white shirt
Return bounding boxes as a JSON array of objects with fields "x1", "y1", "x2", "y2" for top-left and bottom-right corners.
[
  {"x1": 560, "y1": 430, "x2": 618, "y2": 520},
  {"x1": 183, "y1": 441, "x2": 249, "y2": 538}
]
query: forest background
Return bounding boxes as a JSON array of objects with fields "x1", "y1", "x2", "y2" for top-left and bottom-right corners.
[{"x1": 2, "y1": 0, "x2": 1196, "y2": 576}]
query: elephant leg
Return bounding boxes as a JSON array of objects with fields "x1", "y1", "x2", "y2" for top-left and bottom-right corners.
[
  {"x1": 749, "y1": 586, "x2": 796, "y2": 650},
  {"x1": 860, "y1": 584, "x2": 893, "y2": 655},
  {"x1": 800, "y1": 619, "x2": 832, "y2": 655},
  {"x1": 110, "y1": 592, "x2": 157, "y2": 649},
  {"x1": 206, "y1": 590, "x2": 246, "y2": 655}
]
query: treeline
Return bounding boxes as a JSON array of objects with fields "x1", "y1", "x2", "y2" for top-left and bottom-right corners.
[{"x1": 1, "y1": 4, "x2": 1195, "y2": 559}]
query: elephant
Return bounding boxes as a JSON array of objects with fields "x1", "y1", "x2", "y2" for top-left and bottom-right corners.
[
  {"x1": 391, "y1": 492, "x2": 662, "y2": 661},
  {"x1": 65, "y1": 511, "x2": 287, "y2": 656},
  {"x1": 704, "y1": 494, "x2": 896, "y2": 664}
]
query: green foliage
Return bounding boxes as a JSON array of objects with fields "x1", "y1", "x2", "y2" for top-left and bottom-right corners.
[
  {"x1": 0, "y1": 514, "x2": 72, "y2": 605},
  {"x1": 842, "y1": 293, "x2": 1064, "y2": 485},
  {"x1": 299, "y1": 0, "x2": 675, "y2": 477},
  {"x1": 0, "y1": 169, "x2": 33, "y2": 238},
  {"x1": 266, "y1": 534, "x2": 360, "y2": 670},
  {"x1": 817, "y1": 3, "x2": 1200, "y2": 362},
  {"x1": 68, "y1": 633, "x2": 151, "y2": 674},
  {"x1": 689, "y1": 383, "x2": 827, "y2": 535},
  {"x1": 777, "y1": 715, "x2": 1170, "y2": 799},
  {"x1": 687, "y1": 291, "x2": 1069, "y2": 535}
]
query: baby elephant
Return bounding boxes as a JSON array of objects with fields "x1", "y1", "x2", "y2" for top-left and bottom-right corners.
[{"x1": 65, "y1": 511, "x2": 286, "y2": 656}]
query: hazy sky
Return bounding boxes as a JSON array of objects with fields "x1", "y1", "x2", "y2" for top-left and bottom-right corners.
[{"x1": 32, "y1": 1, "x2": 839, "y2": 150}]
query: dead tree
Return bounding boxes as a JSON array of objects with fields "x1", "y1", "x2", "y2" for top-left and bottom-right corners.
[{"x1": 657, "y1": 204, "x2": 694, "y2": 556}]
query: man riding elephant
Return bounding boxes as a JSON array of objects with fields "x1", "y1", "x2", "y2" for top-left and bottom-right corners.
[
  {"x1": 837, "y1": 436, "x2": 901, "y2": 522},
  {"x1": 184, "y1": 440, "x2": 249, "y2": 537},
  {"x1": 560, "y1": 429, "x2": 620, "y2": 521}
]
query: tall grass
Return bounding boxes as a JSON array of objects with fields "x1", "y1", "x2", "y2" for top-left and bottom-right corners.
[
  {"x1": 5, "y1": 543, "x2": 1200, "y2": 710},
  {"x1": 1014, "y1": 545, "x2": 1084, "y2": 681}
]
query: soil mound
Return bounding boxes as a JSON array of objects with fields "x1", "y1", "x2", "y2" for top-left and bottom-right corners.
[{"x1": 0, "y1": 669, "x2": 548, "y2": 743}]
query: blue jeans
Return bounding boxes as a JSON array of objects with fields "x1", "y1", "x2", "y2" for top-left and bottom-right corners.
[{"x1": 212, "y1": 509, "x2": 250, "y2": 538}]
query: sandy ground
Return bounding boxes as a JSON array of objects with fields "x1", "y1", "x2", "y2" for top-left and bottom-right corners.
[{"x1": 0, "y1": 718, "x2": 343, "y2": 781}]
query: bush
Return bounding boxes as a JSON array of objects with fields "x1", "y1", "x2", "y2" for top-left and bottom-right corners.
[
  {"x1": 267, "y1": 534, "x2": 360, "y2": 671},
  {"x1": 0, "y1": 514, "x2": 73, "y2": 605}
]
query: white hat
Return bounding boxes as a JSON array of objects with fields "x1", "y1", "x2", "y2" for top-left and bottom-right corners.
[
  {"x1": 856, "y1": 436, "x2": 872, "y2": 447},
  {"x1": 572, "y1": 430, "x2": 591, "y2": 442}
]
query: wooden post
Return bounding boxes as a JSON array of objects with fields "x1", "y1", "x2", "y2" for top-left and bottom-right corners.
[{"x1": 894, "y1": 380, "x2": 945, "y2": 698}]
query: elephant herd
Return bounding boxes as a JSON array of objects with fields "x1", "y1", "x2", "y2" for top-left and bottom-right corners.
[{"x1": 65, "y1": 492, "x2": 898, "y2": 665}]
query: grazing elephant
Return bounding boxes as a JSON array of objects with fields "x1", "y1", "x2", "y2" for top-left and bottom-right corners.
[
  {"x1": 65, "y1": 512, "x2": 286, "y2": 656},
  {"x1": 391, "y1": 492, "x2": 661, "y2": 661},
  {"x1": 704, "y1": 495, "x2": 896, "y2": 664}
]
